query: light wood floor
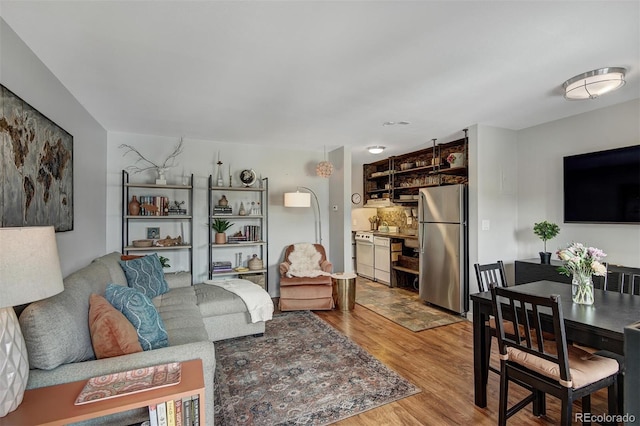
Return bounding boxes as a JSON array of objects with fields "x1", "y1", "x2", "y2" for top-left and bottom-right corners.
[{"x1": 313, "y1": 303, "x2": 615, "y2": 425}]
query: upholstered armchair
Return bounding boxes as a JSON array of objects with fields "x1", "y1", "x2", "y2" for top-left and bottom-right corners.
[{"x1": 279, "y1": 243, "x2": 334, "y2": 311}]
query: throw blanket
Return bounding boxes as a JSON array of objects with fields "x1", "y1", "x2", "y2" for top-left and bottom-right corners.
[
  {"x1": 204, "y1": 279, "x2": 273, "y2": 323},
  {"x1": 286, "y1": 243, "x2": 332, "y2": 278}
]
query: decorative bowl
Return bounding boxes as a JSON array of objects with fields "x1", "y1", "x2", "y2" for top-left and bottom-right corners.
[{"x1": 132, "y1": 239, "x2": 153, "y2": 247}]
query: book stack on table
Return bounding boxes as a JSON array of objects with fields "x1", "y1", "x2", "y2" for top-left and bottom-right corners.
[
  {"x1": 211, "y1": 261, "x2": 233, "y2": 274},
  {"x1": 148, "y1": 395, "x2": 200, "y2": 426},
  {"x1": 213, "y1": 206, "x2": 232, "y2": 215}
]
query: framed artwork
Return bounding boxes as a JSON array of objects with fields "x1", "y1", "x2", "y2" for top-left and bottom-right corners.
[
  {"x1": 147, "y1": 227, "x2": 160, "y2": 239},
  {"x1": 0, "y1": 84, "x2": 73, "y2": 231}
]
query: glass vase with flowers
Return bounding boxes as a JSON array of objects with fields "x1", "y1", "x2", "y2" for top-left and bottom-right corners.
[{"x1": 557, "y1": 243, "x2": 607, "y2": 305}]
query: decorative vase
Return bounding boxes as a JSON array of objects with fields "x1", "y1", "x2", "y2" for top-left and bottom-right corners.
[
  {"x1": 218, "y1": 195, "x2": 228, "y2": 207},
  {"x1": 539, "y1": 251, "x2": 551, "y2": 264},
  {"x1": 572, "y1": 271, "x2": 594, "y2": 305},
  {"x1": 238, "y1": 202, "x2": 246, "y2": 216},
  {"x1": 128, "y1": 195, "x2": 141, "y2": 216},
  {"x1": 215, "y1": 232, "x2": 227, "y2": 244}
]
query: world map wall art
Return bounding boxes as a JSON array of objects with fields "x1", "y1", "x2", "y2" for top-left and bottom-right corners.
[{"x1": 0, "y1": 84, "x2": 73, "y2": 231}]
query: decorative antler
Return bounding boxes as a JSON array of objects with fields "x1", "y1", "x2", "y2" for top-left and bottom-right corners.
[{"x1": 120, "y1": 137, "x2": 184, "y2": 175}]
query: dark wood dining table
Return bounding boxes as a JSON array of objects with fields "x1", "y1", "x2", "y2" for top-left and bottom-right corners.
[{"x1": 470, "y1": 280, "x2": 640, "y2": 408}]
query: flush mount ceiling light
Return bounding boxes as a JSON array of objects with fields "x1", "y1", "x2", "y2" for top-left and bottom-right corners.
[
  {"x1": 383, "y1": 121, "x2": 410, "y2": 126},
  {"x1": 563, "y1": 67, "x2": 626, "y2": 100},
  {"x1": 367, "y1": 146, "x2": 386, "y2": 154}
]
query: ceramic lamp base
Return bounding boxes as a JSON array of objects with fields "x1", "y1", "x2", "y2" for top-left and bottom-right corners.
[{"x1": 0, "y1": 307, "x2": 29, "y2": 416}]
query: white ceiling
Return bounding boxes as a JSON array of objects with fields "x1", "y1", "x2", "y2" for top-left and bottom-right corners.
[{"x1": 1, "y1": 1, "x2": 639, "y2": 165}]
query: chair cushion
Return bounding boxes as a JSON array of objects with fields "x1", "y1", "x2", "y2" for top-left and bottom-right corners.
[
  {"x1": 88, "y1": 294, "x2": 143, "y2": 359},
  {"x1": 119, "y1": 253, "x2": 169, "y2": 298},
  {"x1": 280, "y1": 275, "x2": 332, "y2": 287},
  {"x1": 506, "y1": 344, "x2": 619, "y2": 389},
  {"x1": 105, "y1": 283, "x2": 169, "y2": 351}
]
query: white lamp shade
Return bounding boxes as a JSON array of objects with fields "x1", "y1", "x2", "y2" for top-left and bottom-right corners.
[
  {"x1": 0, "y1": 226, "x2": 64, "y2": 308},
  {"x1": 284, "y1": 192, "x2": 311, "y2": 208},
  {"x1": 0, "y1": 226, "x2": 64, "y2": 417}
]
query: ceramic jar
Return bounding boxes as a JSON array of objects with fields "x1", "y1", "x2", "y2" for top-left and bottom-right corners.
[
  {"x1": 128, "y1": 195, "x2": 141, "y2": 216},
  {"x1": 218, "y1": 195, "x2": 228, "y2": 207}
]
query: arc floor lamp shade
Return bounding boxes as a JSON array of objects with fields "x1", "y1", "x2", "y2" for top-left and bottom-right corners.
[
  {"x1": 284, "y1": 187, "x2": 322, "y2": 244},
  {"x1": 0, "y1": 226, "x2": 64, "y2": 416},
  {"x1": 284, "y1": 191, "x2": 311, "y2": 208}
]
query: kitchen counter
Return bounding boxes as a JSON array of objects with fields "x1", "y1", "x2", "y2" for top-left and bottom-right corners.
[{"x1": 372, "y1": 231, "x2": 418, "y2": 240}]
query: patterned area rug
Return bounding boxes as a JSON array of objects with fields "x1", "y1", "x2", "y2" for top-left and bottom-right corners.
[
  {"x1": 213, "y1": 311, "x2": 420, "y2": 425},
  {"x1": 356, "y1": 278, "x2": 466, "y2": 332}
]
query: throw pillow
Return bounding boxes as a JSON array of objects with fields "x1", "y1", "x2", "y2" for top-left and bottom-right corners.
[
  {"x1": 119, "y1": 253, "x2": 169, "y2": 299},
  {"x1": 120, "y1": 254, "x2": 144, "y2": 261},
  {"x1": 105, "y1": 283, "x2": 169, "y2": 351},
  {"x1": 88, "y1": 294, "x2": 143, "y2": 359}
]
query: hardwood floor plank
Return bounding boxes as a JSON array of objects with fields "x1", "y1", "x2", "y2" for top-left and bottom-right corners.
[{"x1": 315, "y1": 304, "x2": 617, "y2": 425}]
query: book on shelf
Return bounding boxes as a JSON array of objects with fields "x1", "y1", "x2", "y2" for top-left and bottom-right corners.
[
  {"x1": 191, "y1": 395, "x2": 200, "y2": 426},
  {"x1": 182, "y1": 397, "x2": 191, "y2": 426},
  {"x1": 174, "y1": 398, "x2": 183, "y2": 426},
  {"x1": 166, "y1": 399, "x2": 176, "y2": 426},
  {"x1": 156, "y1": 402, "x2": 168, "y2": 426},
  {"x1": 148, "y1": 404, "x2": 158, "y2": 426}
]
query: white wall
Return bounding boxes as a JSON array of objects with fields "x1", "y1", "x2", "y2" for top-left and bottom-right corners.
[
  {"x1": 328, "y1": 146, "x2": 352, "y2": 272},
  {"x1": 106, "y1": 132, "x2": 330, "y2": 296},
  {"x1": 472, "y1": 125, "x2": 519, "y2": 289},
  {"x1": 1, "y1": 18, "x2": 108, "y2": 276},
  {"x1": 517, "y1": 99, "x2": 640, "y2": 267}
]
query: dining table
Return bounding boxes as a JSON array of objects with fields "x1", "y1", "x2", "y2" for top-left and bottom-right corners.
[{"x1": 470, "y1": 280, "x2": 640, "y2": 408}]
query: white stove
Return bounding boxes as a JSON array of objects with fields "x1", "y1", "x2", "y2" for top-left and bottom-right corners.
[{"x1": 355, "y1": 231, "x2": 374, "y2": 279}]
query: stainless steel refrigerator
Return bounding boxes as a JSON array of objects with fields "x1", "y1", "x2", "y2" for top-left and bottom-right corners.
[{"x1": 418, "y1": 184, "x2": 468, "y2": 315}]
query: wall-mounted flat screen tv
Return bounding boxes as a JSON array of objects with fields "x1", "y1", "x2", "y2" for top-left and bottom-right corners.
[{"x1": 563, "y1": 145, "x2": 640, "y2": 223}]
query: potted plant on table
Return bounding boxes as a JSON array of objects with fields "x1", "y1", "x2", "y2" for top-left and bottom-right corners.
[
  {"x1": 212, "y1": 218, "x2": 234, "y2": 244},
  {"x1": 533, "y1": 221, "x2": 560, "y2": 264}
]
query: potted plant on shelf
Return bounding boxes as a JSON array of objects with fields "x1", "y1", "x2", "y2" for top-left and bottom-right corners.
[
  {"x1": 533, "y1": 220, "x2": 560, "y2": 264},
  {"x1": 212, "y1": 218, "x2": 234, "y2": 244}
]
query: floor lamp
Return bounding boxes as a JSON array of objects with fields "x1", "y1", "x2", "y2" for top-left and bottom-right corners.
[
  {"x1": 0, "y1": 226, "x2": 64, "y2": 416},
  {"x1": 284, "y1": 186, "x2": 322, "y2": 245}
]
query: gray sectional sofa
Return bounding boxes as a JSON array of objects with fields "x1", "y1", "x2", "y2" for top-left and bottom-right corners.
[{"x1": 18, "y1": 252, "x2": 267, "y2": 425}]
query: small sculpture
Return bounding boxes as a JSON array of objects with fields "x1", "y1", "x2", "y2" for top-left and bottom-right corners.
[{"x1": 154, "y1": 235, "x2": 182, "y2": 247}]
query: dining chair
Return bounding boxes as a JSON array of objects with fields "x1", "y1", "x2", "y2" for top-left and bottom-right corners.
[
  {"x1": 490, "y1": 285, "x2": 620, "y2": 425},
  {"x1": 593, "y1": 264, "x2": 640, "y2": 412},
  {"x1": 604, "y1": 264, "x2": 640, "y2": 295},
  {"x1": 474, "y1": 261, "x2": 511, "y2": 376}
]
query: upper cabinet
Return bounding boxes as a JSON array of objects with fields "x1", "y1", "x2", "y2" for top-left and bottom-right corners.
[{"x1": 363, "y1": 130, "x2": 468, "y2": 205}]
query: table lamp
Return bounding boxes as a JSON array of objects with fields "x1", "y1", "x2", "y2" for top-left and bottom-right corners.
[{"x1": 0, "y1": 226, "x2": 64, "y2": 417}]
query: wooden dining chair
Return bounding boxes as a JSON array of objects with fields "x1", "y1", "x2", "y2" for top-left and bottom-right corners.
[
  {"x1": 474, "y1": 261, "x2": 510, "y2": 376},
  {"x1": 490, "y1": 285, "x2": 620, "y2": 425},
  {"x1": 593, "y1": 264, "x2": 640, "y2": 412}
]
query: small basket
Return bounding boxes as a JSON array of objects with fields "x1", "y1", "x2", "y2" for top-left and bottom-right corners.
[{"x1": 248, "y1": 254, "x2": 263, "y2": 270}]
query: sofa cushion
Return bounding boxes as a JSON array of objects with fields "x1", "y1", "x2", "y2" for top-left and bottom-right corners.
[
  {"x1": 19, "y1": 260, "x2": 114, "y2": 370},
  {"x1": 92, "y1": 252, "x2": 129, "y2": 286},
  {"x1": 88, "y1": 294, "x2": 143, "y2": 359},
  {"x1": 119, "y1": 253, "x2": 169, "y2": 298},
  {"x1": 105, "y1": 284, "x2": 169, "y2": 351}
]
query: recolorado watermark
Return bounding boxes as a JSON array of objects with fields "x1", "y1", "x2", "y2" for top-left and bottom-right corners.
[{"x1": 576, "y1": 413, "x2": 635, "y2": 423}]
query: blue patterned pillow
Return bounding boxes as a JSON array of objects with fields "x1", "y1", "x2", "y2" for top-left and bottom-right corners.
[
  {"x1": 119, "y1": 253, "x2": 169, "y2": 299},
  {"x1": 104, "y1": 284, "x2": 168, "y2": 351}
]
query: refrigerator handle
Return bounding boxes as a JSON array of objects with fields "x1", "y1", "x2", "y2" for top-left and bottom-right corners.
[{"x1": 420, "y1": 222, "x2": 426, "y2": 254}]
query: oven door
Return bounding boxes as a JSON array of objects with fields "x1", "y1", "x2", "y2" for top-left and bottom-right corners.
[{"x1": 356, "y1": 241, "x2": 374, "y2": 280}]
